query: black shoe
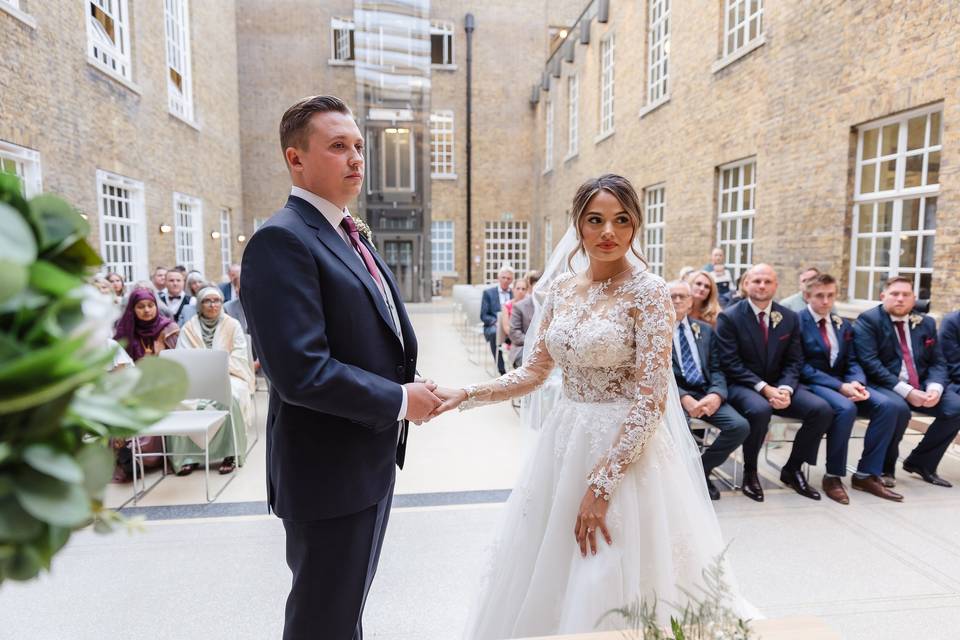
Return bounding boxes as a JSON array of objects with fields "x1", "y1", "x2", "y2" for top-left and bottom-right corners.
[
  {"x1": 780, "y1": 468, "x2": 821, "y2": 500},
  {"x1": 903, "y1": 461, "x2": 953, "y2": 487},
  {"x1": 705, "y1": 477, "x2": 721, "y2": 501},
  {"x1": 741, "y1": 471, "x2": 764, "y2": 502}
]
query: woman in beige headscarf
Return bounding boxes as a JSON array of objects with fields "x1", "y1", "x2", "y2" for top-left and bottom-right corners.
[{"x1": 168, "y1": 286, "x2": 253, "y2": 475}]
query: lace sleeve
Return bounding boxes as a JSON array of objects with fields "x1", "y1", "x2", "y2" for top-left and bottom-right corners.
[
  {"x1": 460, "y1": 282, "x2": 559, "y2": 409},
  {"x1": 587, "y1": 276, "x2": 674, "y2": 499}
]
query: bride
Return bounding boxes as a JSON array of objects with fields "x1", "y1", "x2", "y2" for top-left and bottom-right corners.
[{"x1": 435, "y1": 174, "x2": 756, "y2": 638}]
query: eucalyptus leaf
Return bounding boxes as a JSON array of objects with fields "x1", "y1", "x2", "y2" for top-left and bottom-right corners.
[
  {"x1": 0, "y1": 496, "x2": 44, "y2": 542},
  {"x1": 0, "y1": 172, "x2": 29, "y2": 215},
  {"x1": 76, "y1": 444, "x2": 115, "y2": 497},
  {"x1": 29, "y1": 260, "x2": 83, "y2": 298},
  {"x1": 0, "y1": 443, "x2": 12, "y2": 466},
  {"x1": 13, "y1": 470, "x2": 92, "y2": 528},
  {"x1": 95, "y1": 365, "x2": 142, "y2": 399},
  {"x1": 2, "y1": 545, "x2": 43, "y2": 581},
  {"x1": 50, "y1": 237, "x2": 102, "y2": 272},
  {"x1": 70, "y1": 395, "x2": 164, "y2": 430},
  {"x1": 22, "y1": 445, "x2": 85, "y2": 484},
  {"x1": 28, "y1": 195, "x2": 89, "y2": 253},
  {"x1": 0, "y1": 202, "x2": 37, "y2": 267},
  {"x1": 0, "y1": 365, "x2": 99, "y2": 415},
  {"x1": 0, "y1": 259, "x2": 28, "y2": 305},
  {"x1": 0, "y1": 336, "x2": 86, "y2": 387},
  {"x1": 129, "y1": 358, "x2": 188, "y2": 411}
]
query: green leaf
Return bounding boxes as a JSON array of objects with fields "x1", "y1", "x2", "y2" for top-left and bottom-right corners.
[
  {"x1": 0, "y1": 259, "x2": 28, "y2": 306},
  {"x1": 69, "y1": 395, "x2": 153, "y2": 430},
  {"x1": 0, "y1": 201, "x2": 38, "y2": 266},
  {"x1": 27, "y1": 195, "x2": 88, "y2": 254},
  {"x1": 671, "y1": 617, "x2": 685, "y2": 640},
  {"x1": 0, "y1": 496, "x2": 44, "y2": 542},
  {"x1": 13, "y1": 470, "x2": 92, "y2": 528},
  {"x1": 128, "y1": 357, "x2": 188, "y2": 411},
  {"x1": 0, "y1": 443, "x2": 12, "y2": 466},
  {"x1": 76, "y1": 444, "x2": 115, "y2": 497},
  {"x1": 0, "y1": 335, "x2": 86, "y2": 387},
  {"x1": 28, "y1": 260, "x2": 83, "y2": 298},
  {"x1": 49, "y1": 237, "x2": 102, "y2": 272},
  {"x1": 0, "y1": 172, "x2": 30, "y2": 218},
  {"x1": 0, "y1": 365, "x2": 99, "y2": 415},
  {"x1": 22, "y1": 445, "x2": 85, "y2": 484},
  {"x1": 2, "y1": 544, "x2": 44, "y2": 581}
]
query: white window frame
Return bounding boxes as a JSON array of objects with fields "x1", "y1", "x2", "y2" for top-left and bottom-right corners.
[
  {"x1": 543, "y1": 97, "x2": 554, "y2": 173},
  {"x1": 96, "y1": 169, "x2": 146, "y2": 283},
  {"x1": 722, "y1": 0, "x2": 763, "y2": 58},
  {"x1": 219, "y1": 207, "x2": 232, "y2": 279},
  {"x1": 86, "y1": 0, "x2": 133, "y2": 83},
  {"x1": 644, "y1": 184, "x2": 666, "y2": 277},
  {"x1": 484, "y1": 221, "x2": 529, "y2": 284},
  {"x1": 173, "y1": 192, "x2": 204, "y2": 275},
  {"x1": 430, "y1": 20, "x2": 455, "y2": 67},
  {"x1": 381, "y1": 127, "x2": 415, "y2": 193},
  {"x1": 431, "y1": 220, "x2": 455, "y2": 275},
  {"x1": 0, "y1": 140, "x2": 42, "y2": 198},
  {"x1": 849, "y1": 105, "x2": 942, "y2": 302},
  {"x1": 646, "y1": 0, "x2": 670, "y2": 106},
  {"x1": 543, "y1": 216, "x2": 554, "y2": 263},
  {"x1": 164, "y1": 0, "x2": 194, "y2": 123},
  {"x1": 598, "y1": 32, "x2": 615, "y2": 139},
  {"x1": 330, "y1": 17, "x2": 355, "y2": 63},
  {"x1": 566, "y1": 74, "x2": 579, "y2": 159},
  {"x1": 430, "y1": 111, "x2": 456, "y2": 179},
  {"x1": 0, "y1": 0, "x2": 37, "y2": 29},
  {"x1": 716, "y1": 158, "x2": 756, "y2": 283}
]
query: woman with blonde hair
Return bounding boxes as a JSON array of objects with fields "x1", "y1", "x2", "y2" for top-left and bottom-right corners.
[{"x1": 686, "y1": 269, "x2": 722, "y2": 326}]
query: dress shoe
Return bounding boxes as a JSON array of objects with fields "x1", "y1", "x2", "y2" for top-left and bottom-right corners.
[
  {"x1": 821, "y1": 476, "x2": 849, "y2": 505},
  {"x1": 903, "y1": 461, "x2": 953, "y2": 487},
  {"x1": 780, "y1": 468, "x2": 821, "y2": 500},
  {"x1": 705, "y1": 477, "x2": 721, "y2": 501},
  {"x1": 741, "y1": 471, "x2": 764, "y2": 502},
  {"x1": 852, "y1": 475, "x2": 904, "y2": 502},
  {"x1": 880, "y1": 473, "x2": 896, "y2": 488}
]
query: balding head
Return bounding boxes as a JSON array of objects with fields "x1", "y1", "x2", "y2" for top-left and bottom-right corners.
[{"x1": 745, "y1": 263, "x2": 778, "y2": 306}]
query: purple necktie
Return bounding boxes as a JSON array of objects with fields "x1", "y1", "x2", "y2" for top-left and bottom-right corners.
[{"x1": 340, "y1": 216, "x2": 383, "y2": 289}]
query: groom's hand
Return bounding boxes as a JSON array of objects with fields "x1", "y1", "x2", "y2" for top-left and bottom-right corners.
[
  {"x1": 430, "y1": 387, "x2": 468, "y2": 418},
  {"x1": 404, "y1": 382, "x2": 442, "y2": 423}
]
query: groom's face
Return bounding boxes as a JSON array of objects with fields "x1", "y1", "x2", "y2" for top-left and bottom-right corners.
[{"x1": 290, "y1": 112, "x2": 365, "y2": 208}]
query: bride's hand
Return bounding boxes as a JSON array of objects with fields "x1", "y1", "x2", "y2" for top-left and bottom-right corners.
[
  {"x1": 429, "y1": 387, "x2": 468, "y2": 418},
  {"x1": 574, "y1": 487, "x2": 612, "y2": 557}
]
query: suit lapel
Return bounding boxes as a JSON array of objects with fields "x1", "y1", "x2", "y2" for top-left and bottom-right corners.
[
  {"x1": 693, "y1": 323, "x2": 710, "y2": 378},
  {"x1": 881, "y1": 311, "x2": 903, "y2": 360}
]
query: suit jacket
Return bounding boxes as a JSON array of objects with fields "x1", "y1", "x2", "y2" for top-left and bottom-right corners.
[
  {"x1": 853, "y1": 304, "x2": 946, "y2": 391},
  {"x1": 481, "y1": 286, "x2": 510, "y2": 328},
  {"x1": 158, "y1": 291, "x2": 195, "y2": 326},
  {"x1": 940, "y1": 311, "x2": 960, "y2": 385},
  {"x1": 219, "y1": 281, "x2": 234, "y2": 302},
  {"x1": 241, "y1": 195, "x2": 417, "y2": 521},
  {"x1": 672, "y1": 318, "x2": 728, "y2": 400},
  {"x1": 223, "y1": 298, "x2": 247, "y2": 334},
  {"x1": 716, "y1": 299, "x2": 803, "y2": 391},
  {"x1": 798, "y1": 308, "x2": 865, "y2": 390},
  {"x1": 508, "y1": 296, "x2": 535, "y2": 367}
]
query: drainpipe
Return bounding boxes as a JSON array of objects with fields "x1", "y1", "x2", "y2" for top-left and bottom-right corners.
[{"x1": 464, "y1": 13, "x2": 475, "y2": 283}]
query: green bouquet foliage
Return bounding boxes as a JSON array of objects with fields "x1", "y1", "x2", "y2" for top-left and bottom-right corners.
[{"x1": 0, "y1": 172, "x2": 186, "y2": 583}]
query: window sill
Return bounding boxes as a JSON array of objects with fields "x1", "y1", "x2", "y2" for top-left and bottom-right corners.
[
  {"x1": 711, "y1": 35, "x2": 767, "y2": 74},
  {"x1": 563, "y1": 151, "x2": 579, "y2": 163},
  {"x1": 431, "y1": 173, "x2": 458, "y2": 180},
  {"x1": 639, "y1": 94, "x2": 670, "y2": 118},
  {"x1": 833, "y1": 299, "x2": 877, "y2": 320},
  {"x1": 431, "y1": 64, "x2": 458, "y2": 71},
  {"x1": 87, "y1": 57, "x2": 142, "y2": 95},
  {"x1": 169, "y1": 110, "x2": 201, "y2": 131},
  {"x1": 542, "y1": 166, "x2": 554, "y2": 177},
  {"x1": 0, "y1": 2, "x2": 36, "y2": 28},
  {"x1": 327, "y1": 59, "x2": 355, "y2": 67},
  {"x1": 433, "y1": 271, "x2": 459, "y2": 278},
  {"x1": 594, "y1": 129, "x2": 615, "y2": 145}
]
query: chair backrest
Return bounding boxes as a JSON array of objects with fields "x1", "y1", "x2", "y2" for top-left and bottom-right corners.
[
  {"x1": 159, "y1": 349, "x2": 231, "y2": 407},
  {"x1": 244, "y1": 333, "x2": 254, "y2": 368}
]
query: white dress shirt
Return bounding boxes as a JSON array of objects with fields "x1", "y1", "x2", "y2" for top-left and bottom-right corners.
[
  {"x1": 673, "y1": 317, "x2": 704, "y2": 377},
  {"x1": 498, "y1": 287, "x2": 511, "y2": 306},
  {"x1": 887, "y1": 312, "x2": 943, "y2": 399},
  {"x1": 807, "y1": 305, "x2": 839, "y2": 368},
  {"x1": 291, "y1": 186, "x2": 408, "y2": 420},
  {"x1": 746, "y1": 299, "x2": 793, "y2": 395}
]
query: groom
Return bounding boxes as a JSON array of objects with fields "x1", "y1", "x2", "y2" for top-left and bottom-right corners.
[{"x1": 241, "y1": 95, "x2": 441, "y2": 639}]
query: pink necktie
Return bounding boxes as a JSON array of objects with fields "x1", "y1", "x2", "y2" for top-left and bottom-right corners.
[
  {"x1": 758, "y1": 311, "x2": 768, "y2": 346},
  {"x1": 340, "y1": 216, "x2": 383, "y2": 289},
  {"x1": 894, "y1": 321, "x2": 920, "y2": 388},
  {"x1": 817, "y1": 318, "x2": 831, "y2": 353}
]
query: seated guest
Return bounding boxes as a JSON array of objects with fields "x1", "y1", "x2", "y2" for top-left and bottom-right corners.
[
  {"x1": 686, "y1": 270, "x2": 722, "y2": 327},
  {"x1": 481, "y1": 265, "x2": 514, "y2": 375},
  {"x1": 703, "y1": 248, "x2": 733, "y2": 307},
  {"x1": 854, "y1": 277, "x2": 960, "y2": 487},
  {"x1": 716, "y1": 264, "x2": 833, "y2": 502},
  {"x1": 220, "y1": 263, "x2": 241, "y2": 302},
  {"x1": 168, "y1": 286, "x2": 254, "y2": 476},
  {"x1": 508, "y1": 271, "x2": 541, "y2": 368},
  {"x1": 186, "y1": 270, "x2": 206, "y2": 298},
  {"x1": 114, "y1": 289, "x2": 180, "y2": 360},
  {"x1": 106, "y1": 271, "x2": 126, "y2": 302},
  {"x1": 669, "y1": 280, "x2": 749, "y2": 501},
  {"x1": 151, "y1": 266, "x2": 167, "y2": 293},
  {"x1": 500, "y1": 277, "x2": 529, "y2": 366},
  {"x1": 941, "y1": 310, "x2": 960, "y2": 388},
  {"x1": 799, "y1": 274, "x2": 905, "y2": 502},
  {"x1": 779, "y1": 266, "x2": 820, "y2": 313},
  {"x1": 158, "y1": 269, "x2": 196, "y2": 326},
  {"x1": 224, "y1": 277, "x2": 260, "y2": 373}
]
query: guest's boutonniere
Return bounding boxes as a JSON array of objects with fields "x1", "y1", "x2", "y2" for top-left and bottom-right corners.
[
  {"x1": 832, "y1": 315, "x2": 843, "y2": 331},
  {"x1": 770, "y1": 311, "x2": 783, "y2": 329},
  {"x1": 354, "y1": 217, "x2": 374, "y2": 243},
  {"x1": 909, "y1": 313, "x2": 923, "y2": 330},
  {"x1": 690, "y1": 322, "x2": 701, "y2": 340}
]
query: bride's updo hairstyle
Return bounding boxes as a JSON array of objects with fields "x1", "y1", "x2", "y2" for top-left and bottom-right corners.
[{"x1": 567, "y1": 173, "x2": 648, "y2": 270}]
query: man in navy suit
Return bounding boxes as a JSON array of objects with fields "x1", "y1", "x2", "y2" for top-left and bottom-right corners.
[
  {"x1": 480, "y1": 266, "x2": 513, "y2": 375},
  {"x1": 219, "y1": 263, "x2": 241, "y2": 302},
  {"x1": 941, "y1": 310, "x2": 960, "y2": 391},
  {"x1": 668, "y1": 280, "x2": 749, "y2": 501},
  {"x1": 241, "y1": 96, "x2": 442, "y2": 639},
  {"x1": 716, "y1": 264, "x2": 833, "y2": 502},
  {"x1": 798, "y1": 274, "x2": 904, "y2": 502},
  {"x1": 854, "y1": 276, "x2": 960, "y2": 488}
]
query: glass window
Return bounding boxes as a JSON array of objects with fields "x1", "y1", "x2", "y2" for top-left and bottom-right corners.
[{"x1": 716, "y1": 159, "x2": 756, "y2": 282}]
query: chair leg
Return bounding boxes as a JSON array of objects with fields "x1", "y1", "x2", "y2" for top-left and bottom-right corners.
[
  {"x1": 131, "y1": 439, "x2": 139, "y2": 505},
  {"x1": 204, "y1": 433, "x2": 211, "y2": 503}
]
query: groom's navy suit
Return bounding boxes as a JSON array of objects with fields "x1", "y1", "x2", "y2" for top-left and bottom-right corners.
[
  {"x1": 715, "y1": 300, "x2": 832, "y2": 472},
  {"x1": 242, "y1": 195, "x2": 417, "y2": 640}
]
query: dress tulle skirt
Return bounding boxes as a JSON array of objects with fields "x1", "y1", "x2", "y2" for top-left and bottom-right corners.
[{"x1": 463, "y1": 396, "x2": 756, "y2": 639}]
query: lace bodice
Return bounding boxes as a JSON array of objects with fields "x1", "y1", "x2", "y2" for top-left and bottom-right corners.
[{"x1": 464, "y1": 267, "x2": 675, "y2": 499}]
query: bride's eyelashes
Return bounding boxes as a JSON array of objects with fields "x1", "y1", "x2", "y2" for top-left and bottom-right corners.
[{"x1": 584, "y1": 214, "x2": 632, "y2": 226}]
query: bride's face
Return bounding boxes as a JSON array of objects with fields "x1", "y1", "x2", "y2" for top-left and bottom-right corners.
[{"x1": 578, "y1": 190, "x2": 635, "y2": 264}]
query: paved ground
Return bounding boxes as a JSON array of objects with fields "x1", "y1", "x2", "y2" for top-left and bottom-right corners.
[{"x1": 3, "y1": 302, "x2": 960, "y2": 639}]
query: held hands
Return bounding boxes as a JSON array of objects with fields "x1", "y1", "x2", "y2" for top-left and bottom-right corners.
[
  {"x1": 429, "y1": 387, "x2": 468, "y2": 418},
  {"x1": 575, "y1": 486, "x2": 612, "y2": 557},
  {"x1": 403, "y1": 382, "x2": 442, "y2": 423}
]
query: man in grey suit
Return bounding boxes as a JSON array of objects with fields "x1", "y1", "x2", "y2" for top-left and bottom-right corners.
[{"x1": 507, "y1": 271, "x2": 541, "y2": 368}]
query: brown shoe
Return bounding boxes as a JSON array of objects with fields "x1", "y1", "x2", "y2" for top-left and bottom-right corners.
[
  {"x1": 821, "y1": 476, "x2": 849, "y2": 504},
  {"x1": 852, "y1": 475, "x2": 904, "y2": 502}
]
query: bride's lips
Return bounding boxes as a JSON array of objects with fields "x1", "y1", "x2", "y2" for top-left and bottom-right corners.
[{"x1": 597, "y1": 242, "x2": 618, "y2": 250}]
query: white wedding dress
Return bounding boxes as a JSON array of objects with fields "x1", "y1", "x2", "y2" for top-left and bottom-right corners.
[{"x1": 462, "y1": 266, "x2": 756, "y2": 639}]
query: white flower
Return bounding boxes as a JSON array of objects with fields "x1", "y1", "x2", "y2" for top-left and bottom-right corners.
[{"x1": 73, "y1": 284, "x2": 120, "y2": 352}]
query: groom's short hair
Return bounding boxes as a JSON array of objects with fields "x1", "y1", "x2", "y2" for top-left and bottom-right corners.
[{"x1": 280, "y1": 95, "x2": 352, "y2": 157}]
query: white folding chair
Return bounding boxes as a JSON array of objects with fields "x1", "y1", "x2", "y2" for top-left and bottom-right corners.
[
  {"x1": 130, "y1": 349, "x2": 235, "y2": 503},
  {"x1": 244, "y1": 333, "x2": 260, "y2": 456}
]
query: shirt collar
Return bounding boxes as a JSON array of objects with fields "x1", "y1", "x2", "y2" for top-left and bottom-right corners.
[
  {"x1": 807, "y1": 304, "x2": 829, "y2": 324},
  {"x1": 747, "y1": 298, "x2": 771, "y2": 317},
  {"x1": 889, "y1": 312, "x2": 909, "y2": 323},
  {"x1": 291, "y1": 186, "x2": 350, "y2": 231}
]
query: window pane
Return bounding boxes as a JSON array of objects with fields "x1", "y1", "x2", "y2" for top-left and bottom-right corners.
[
  {"x1": 921, "y1": 236, "x2": 934, "y2": 269},
  {"x1": 871, "y1": 275, "x2": 885, "y2": 301},
  {"x1": 925, "y1": 150, "x2": 940, "y2": 185},
  {"x1": 862, "y1": 129, "x2": 878, "y2": 160},
  {"x1": 929, "y1": 111, "x2": 941, "y2": 146},
  {"x1": 904, "y1": 154, "x2": 923, "y2": 188},
  {"x1": 900, "y1": 235, "x2": 918, "y2": 269},
  {"x1": 856, "y1": 238, "x2": 872, "y2": 267},
  {"x1": 881, "y1": 123, "x2": 899, "y2": 156},
  {"x1": 923, "y1": 197, "x2": 937, "y2": 230},
  {"x1": 918, "y1": 271, "x2": 932, "y2": 300},
  {"x1": 906, "y1": 116, "x2": 926, "y2": 151},
  {"x1": 879, "y1": 159, "x2": 897, "y2": 191},
  {"x1": 431, "y1": 34, "x2": 444, "y2": 64},
  {"x1": 857, "y1": 204, "x2": 874, "y2": 233},
  {"x1": 859, "y1": 163, "x2": 876, "y2": 194},
  {"x1": 902, "y1": 198, "x2": 920, "y2": 231},
  {"x1": 877, "y1": 201, "x2": 894, "y2": 232},
  {"x1": 855, "y1": 271, "x2": 870, "y2": 299},
  {"x1": 875, "y1": 236, "x2": 891, "y2": 267}
]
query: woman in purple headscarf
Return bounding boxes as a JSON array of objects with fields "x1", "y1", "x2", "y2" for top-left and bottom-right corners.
[{"x1": 114, "y1": 288, "x2": 180, "y2": 360}]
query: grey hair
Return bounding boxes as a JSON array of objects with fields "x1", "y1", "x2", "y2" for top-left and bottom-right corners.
[{"x1": 666, "y1": 279, "x2": 692, "y2": 292}]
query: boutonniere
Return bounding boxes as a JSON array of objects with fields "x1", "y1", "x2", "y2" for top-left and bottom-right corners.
[
  {"x1": 354, "y1": 217, "x2": 373, "y2": 243},
  {"x1": 832, "y1": 315, "x2": 843, "y2": 330},
  {"x1": 908, "y1": 313, "x2": 923, "y2": 330},
  {"x1": 770, "y1": 311, "x2": 783, "y2": 329},
  {"x1": 690, "y1": 322, "x2": 701, "y2": 339}
]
